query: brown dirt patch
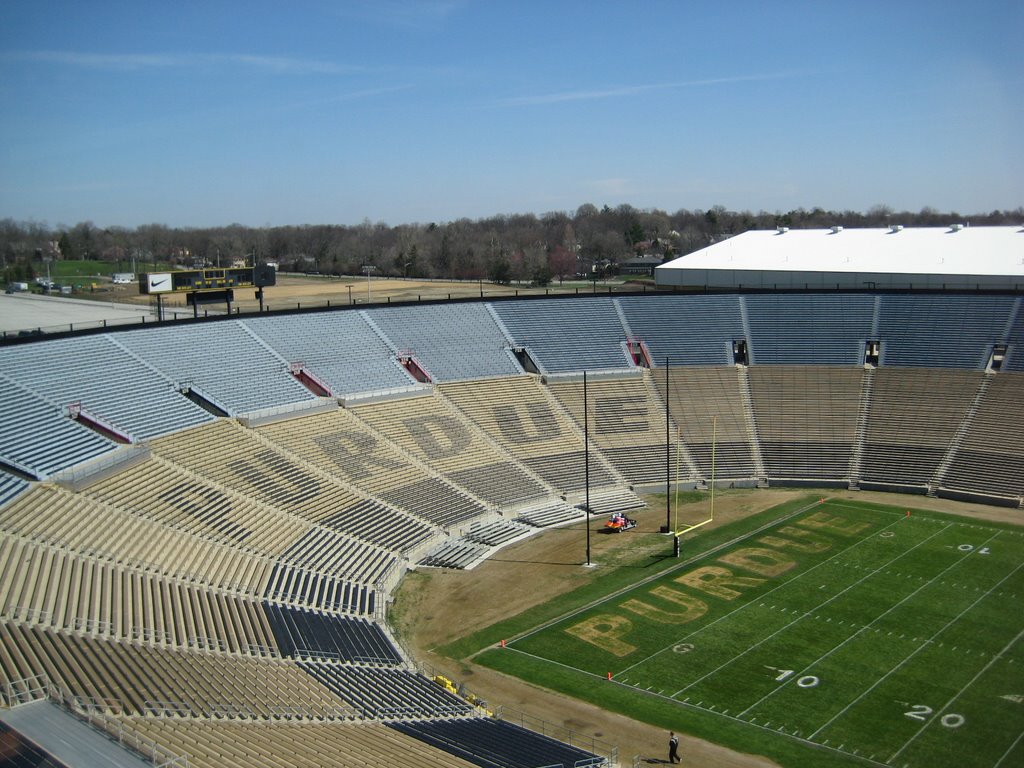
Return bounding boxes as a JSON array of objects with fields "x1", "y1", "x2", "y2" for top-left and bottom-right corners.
[
  {"x1": 108, "y1": 274, "x2": 579, "y2": 313},
  {"x1": 390, "y1": 489, "x2": 1022, "y2": 766}
]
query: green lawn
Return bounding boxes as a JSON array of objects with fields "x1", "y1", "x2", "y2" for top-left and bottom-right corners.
[{"x1": 453, "y1": 498, "x2": 1024, "y2": 767}]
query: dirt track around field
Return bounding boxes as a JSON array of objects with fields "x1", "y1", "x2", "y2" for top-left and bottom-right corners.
[{"x1": 390, "y1": 489, "x2": 1022, "y2": 767}]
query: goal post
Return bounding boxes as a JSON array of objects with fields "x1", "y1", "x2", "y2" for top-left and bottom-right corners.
[{"x1": 673, "y1": 416, "x2": 716, "y2": 538}]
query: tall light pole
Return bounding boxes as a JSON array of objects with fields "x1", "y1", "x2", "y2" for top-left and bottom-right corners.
[
  {"x1": 362, "y1": 264, "x2": 376, "y2": 304},
  {"x1": 584, "y1": 370, "x2": 591, "y2": 567}
]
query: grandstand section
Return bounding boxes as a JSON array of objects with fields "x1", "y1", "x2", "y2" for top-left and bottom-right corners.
[
  {"x1": 2, "y1": 287, "x2": 1023, "y2": 768},
  {"x1": 546, "y1": 370, "x2": 685, "y2": 486},
  {"x1": 858, "y1": 368, "x2": 982, "y2": 491},
  {"x1": 128, "y1": 720, "x2": 482, "y2": 768},
  {"x1": 299, "y1": 663, "x2": 472, "y2": 719},
  {"x1": 349, "y1": 389, "x2": 554, "y2": 509},
  {"x1": 491, "y1": 297, "x2": 631, "y2": 372},
  {"x1": 0, "y1": 468, "x2": 28, "y2": 508},
  {"x1": 148, "y1": 420, "x2": 434, "y2": 553},
  {"x1": 0, "y1": 539, "x2": 276, "y2": 654},
  {"x1": 877, "y1": 294, "x2": 1018, "y2": 369},
  {"x1": 656, "y1": 366, "x2": 760, "y2": 482},
  {"x1": 243, "y1": 310, "x2": 417, "y2": 396},
  {"x1": 0, "y1": 334, "x2": 215, "y2": 441},
  {"x1": 263, "y1": 604, "x2": 402, "y2": 664},
  {"x1": 748, "y1": 365, "x2": 864, "y2": 482},
  {"x1": 743, "y1": 293, "x2": 875, "y2": 365},
  {"x1": 939, "y1": 372, "x2": 1024, "y2": 503},
  {"x1": 389, "y1": 717, "x2": 605, "y2": 768},
  {"x1": 439, "y1": 375, "x2": 624, "y2": 495},
  {"x1": 1005, "y1": 306, "x2": 1024, "y2": 371},
  {"x1": 117, "y1": 320, "x2": 316, "y2": 414},
  {"x1": 615, "y1": 294, "x2": 743, "y2": 365},
  {"x1": 256, "y1": 407, "x2": 489, "y2": 529},
  {"x1": 1, "y1": 482, "x2": 273, "y2": 599},
  {"x1": 0, "y1": 373, "x2": 115, "y2": 478},
  {"x1": 0, "y1": 623, "x2": 350, "y2": 718},
  {"x1": 367, "y1": 302, "x2": 522, "y2": 381}
]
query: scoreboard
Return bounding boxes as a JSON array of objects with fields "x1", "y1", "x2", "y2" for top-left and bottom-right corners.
[{"x1": 139, "y1": 266, "x2": 275, "y2": 294}]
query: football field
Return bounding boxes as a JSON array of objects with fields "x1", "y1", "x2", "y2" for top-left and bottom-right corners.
[{"x1": 475, "y1": 499, "x2": 1024, "y2": 767}]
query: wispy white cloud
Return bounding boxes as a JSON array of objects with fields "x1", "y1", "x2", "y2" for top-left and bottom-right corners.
[
  {"x1": 498, "y1": 72, "x2": 801, "y2": 107},
  {"x1": 4, "y1": 50, "x2": 358, "y2": 75},
  {"x1": 278, "y1": 84, "x2": 415, "y2": 111}
]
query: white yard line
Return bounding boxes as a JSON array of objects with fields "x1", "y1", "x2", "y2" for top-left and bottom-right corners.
[
  {"x1": 888, "y1": 625, "x2": 1024, "y2": 764},
  {"x1": 809, "y1": 535, "x2": 1018, "y2": 740},
  {"x1": 498, "y1": 643, "x2": 892, "y2": 768},
  {"x1": 717, "y1": 523, "x2": 957, "y2": 714},
  {"x1": 994, "y1": 728, "x2": 1024, "y2": 768},
  {"x1": 617, "y1": 513, "x2": 915, "y2": 678}
]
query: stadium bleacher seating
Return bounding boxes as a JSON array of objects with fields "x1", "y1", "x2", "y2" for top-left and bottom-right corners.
[
  {"x1": 367, "y1": 303, "x2": 523, "y2": 381},
  {"x1": 257, "y1": 408, "x2": 489, "y2": 530},
  {"x1": 491, "y1": 297, "x2": 631, "y2": 372},
  {"x1": 439, "y1": 376, "x2": 622, "y2": 493},
  {"x1": 656, "y1": 366, "x2": 760, "y2": 482},
  {"x1": 0, "y1": 374, "x2": 115, "y2": 479},
  {"x1": 877, "y1": 294, "x2": 1017, "y2": 370},
  {"x1": 546, "y1": 370, "x2": 687, "y2": 486},
  {"x1": 939, "y1": 372, "x2": 1024, "y2": 501},
  {"x1": 616, "y1": 294, "x2": 743, "y2": 365},
  {"x1": 1003, "y1": 301, "x2": 1024, "y2": 371},
  {"x1": 148, "y1": 420, "x2": 435, "y2": 552},
  {"x1": 263, "y1": 603, "x2": 402, "y2": 664},
  {"x1": 858, "y1": 368, "x2": 982, "y2": 490},
  {"x1": 349, "y1": 390, "x2": 553, "y2": 509},
  {"x1": 743, "y1": 294, "x2": 876, "y2": 365},
  {"x1": 117, "y1": 320, "x2": 316, "y2": 414},
  {"x1": 243, "y1": 312, "x2": 417, "y2": 396},
  {"x1": 127, "y1": 719, "x2": 482, "y2": 768},
  {"x1": 298, "y1": 663, "x2": 472, "y2": 719},
  {"x1": 0, "y1": 623, "x2": 349, "y2": 719},
  {"x1": 0, "y1": 334, "x2": 215, "y2": 440},
  {"x1": 0, "y1": 469, "x2": 29, "y2": 509},
  {"x1": 2, "y1": 290, "x2": 1023, "y2": 768},
  {"x1": 389, "y1": 717, "x2": 604, "y2": 768},
  {"x1": 747, "y1": 366, "x2": 864, "y2": 481}
]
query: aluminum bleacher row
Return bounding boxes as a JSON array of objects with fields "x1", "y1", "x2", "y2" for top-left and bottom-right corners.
[
  {"x1": 0, "y1": 290, "x2": 1021, "y2": 768},
  {"x1": 389, "y1": 717, "x2": 605, "y2": 768}
]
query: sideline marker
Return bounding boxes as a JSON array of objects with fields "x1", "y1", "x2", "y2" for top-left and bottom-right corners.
[
  {"x1": 500, "y1": 639, "x2": 506, "y2": 648},
  {"x1": 906, "y1": 510, "x2": 911, "y2": 517},
  {"x1": 607, "y1": 672, "x2": 613, "y2": 681}
]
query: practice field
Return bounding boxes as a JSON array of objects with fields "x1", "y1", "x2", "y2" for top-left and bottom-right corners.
[{"x1": 471, "y1": 499, "x2": 1024, "y2": 767}]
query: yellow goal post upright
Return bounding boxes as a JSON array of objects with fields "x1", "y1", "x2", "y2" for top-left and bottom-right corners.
[{"x1": 673, "y1": 415, "x2": 716, "y2": 541}]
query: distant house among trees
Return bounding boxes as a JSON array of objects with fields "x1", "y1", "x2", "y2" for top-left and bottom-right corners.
[{"x1": 619, "y1": 254, "x2": 662, "y2": 276}]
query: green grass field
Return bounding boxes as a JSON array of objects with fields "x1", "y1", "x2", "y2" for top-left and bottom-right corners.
[{"x1": 459, "y1": 498, "x2": 1024, "y2": 767}]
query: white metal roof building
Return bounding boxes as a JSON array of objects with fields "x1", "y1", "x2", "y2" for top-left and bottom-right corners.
[{"x1": 655, "y1": 225, "x2": 1024, "y2": 291}]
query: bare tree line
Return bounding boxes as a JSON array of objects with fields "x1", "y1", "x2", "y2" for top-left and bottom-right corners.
[{"x1": 2, "y1": 203, "x2": 1021, "y2": 286}]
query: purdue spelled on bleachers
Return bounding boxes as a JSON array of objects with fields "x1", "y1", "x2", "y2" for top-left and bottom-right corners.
[{"x1": 0, "y1": 288, "x2": 1021, "y2": 768}]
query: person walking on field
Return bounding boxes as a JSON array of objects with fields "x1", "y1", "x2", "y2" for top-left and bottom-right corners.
[{"x1": 668, "y1": 731, "x2": 680, "y2": 763}]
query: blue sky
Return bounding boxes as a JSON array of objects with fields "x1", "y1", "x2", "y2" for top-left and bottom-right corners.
[{"x1": 1, "y1": 1, "x2": 1021, "y2": 228}]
